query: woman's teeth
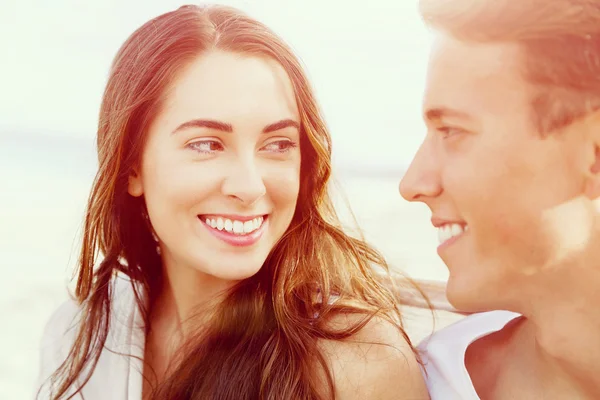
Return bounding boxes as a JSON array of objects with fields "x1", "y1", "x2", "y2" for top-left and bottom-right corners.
[
  {"x1": 438, "y1": 223, "x2": 468, "y2": 245},
  {"x1": 203, "y1": 216, "x2": 264, "y2": 235}
]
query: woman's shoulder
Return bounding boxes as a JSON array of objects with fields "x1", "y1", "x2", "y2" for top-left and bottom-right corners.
[
  {"x1": 318, "y1": 313, "x2": 429, "y2": 400},
  {"x1": 37, "y1": 275, "x2": 142, "y2": 380},
  {"x1": 37, "y1": 296, "x2": 83, "y2": 397},
  {"x1": 40, "y1": 296, "x2": 82, "y2": 357},
  {"x1": 39, "y1": 274, "x2": 139, "y2": 346},
  {"x1": 37, "y1": 274, "x2": 145, "y2": 398}
]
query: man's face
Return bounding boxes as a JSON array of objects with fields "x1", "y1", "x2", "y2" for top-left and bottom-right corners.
[{"x1": 400, "y1": 34, "x2": 590, "y2": 311}]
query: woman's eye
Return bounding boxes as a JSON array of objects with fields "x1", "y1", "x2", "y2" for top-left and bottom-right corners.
[
  {"x1": 262, "y1": 140, "x2": 298, "y2": 153},
  {"x1": 187, "y1": 140, "x2": 224, "y2": 154}
]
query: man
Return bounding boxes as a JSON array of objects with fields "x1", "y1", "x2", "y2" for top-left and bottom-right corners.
[{"x1": 400, "y1": 1, "x2": 600, "y2": 398}]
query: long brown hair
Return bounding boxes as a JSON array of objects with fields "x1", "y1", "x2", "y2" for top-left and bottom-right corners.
[
  {"x1": 41, "y1": 5, "x2": 419, "y2": 399},
  {"x1": 420, "y1": 0, "x2": 600, "y2": 135}
]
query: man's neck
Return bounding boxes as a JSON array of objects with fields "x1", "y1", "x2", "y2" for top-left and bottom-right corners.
[{"x1": 505, "y1": 256, "x2": 600, "y2": 398}]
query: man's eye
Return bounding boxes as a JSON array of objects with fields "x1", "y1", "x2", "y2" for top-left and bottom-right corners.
[{"x1": 438, "y1": 126, "x2": 465, "y2": 139}]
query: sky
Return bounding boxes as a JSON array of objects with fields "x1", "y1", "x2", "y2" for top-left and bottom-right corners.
[{"x1": 0, "y1": 0, "x2": 434, "y2": 169}]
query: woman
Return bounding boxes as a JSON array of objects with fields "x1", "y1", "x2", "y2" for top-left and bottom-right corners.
[{"x1": 37, "y1": 4, "x2": 428, "y2": 400}]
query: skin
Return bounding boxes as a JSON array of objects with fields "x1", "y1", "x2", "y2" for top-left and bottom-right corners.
[
  {"x1": 319, "y1": 315, "x2": 429, "y2": 399},
  {"x1": 128, "y1": 49, "x2": 301, "y2": 391},
  {"x1": 129, "y1": 49, "x2": 428, "y2": 399},
  {"x1": 400, "y1": 34, "x2": 600, "y2": 398}
]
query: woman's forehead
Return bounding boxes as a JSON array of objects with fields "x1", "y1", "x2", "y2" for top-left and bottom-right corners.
[{"x1": 159, "y1": 50, "x2": 299, "y2": 124}]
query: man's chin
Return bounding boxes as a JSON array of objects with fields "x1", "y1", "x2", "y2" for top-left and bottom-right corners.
[{"x1": 445, "y1": 276, "x2": 494, "y2": 313}]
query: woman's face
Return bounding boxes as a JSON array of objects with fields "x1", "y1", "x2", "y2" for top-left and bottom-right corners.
[{"x1": 128, "y1": 50, "x2": 302, "y2": 283}]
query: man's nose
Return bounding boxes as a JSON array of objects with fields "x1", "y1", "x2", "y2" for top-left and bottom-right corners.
[{"x1": 399, "y1": 139, "x2": 443, "y2": 202}]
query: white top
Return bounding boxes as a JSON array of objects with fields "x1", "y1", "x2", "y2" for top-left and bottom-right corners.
[
  {"x1": 36, "y1": 275, "x2": 338, "y2": 399},
  {"x1": 418, "y1": 310, "x2": 521, "y2": 400},
  {"x1": 36, "y1": 274, "x2": 146, "y2": 400}
]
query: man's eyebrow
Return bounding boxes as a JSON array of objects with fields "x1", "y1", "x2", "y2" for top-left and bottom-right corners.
[{"x1": 424, "y1": 107, "x2": 473, "y2": 123}]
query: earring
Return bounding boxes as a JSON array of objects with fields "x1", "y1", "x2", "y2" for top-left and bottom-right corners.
[
  {"x1": 151, "y1": 231, "x2": 161, "y2": 256},
  {"x1": 142, "y1": 208, "x2": 161, "y2": 255}
]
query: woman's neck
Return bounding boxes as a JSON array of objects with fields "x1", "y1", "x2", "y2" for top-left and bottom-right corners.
[
  {"x1": 144, "y1": 257, "x2": 238, "y2": 385},
  {"x1": 155, "y1": 252, "x2": 237, "y2": 336}
]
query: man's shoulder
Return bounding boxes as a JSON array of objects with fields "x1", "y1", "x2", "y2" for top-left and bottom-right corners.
[
  {"x1": 417, "y1": 310, "x2": 521, "y2": 400},
  {"x1": 419, "y1": 310, "x2": 521, "y2": 353}
]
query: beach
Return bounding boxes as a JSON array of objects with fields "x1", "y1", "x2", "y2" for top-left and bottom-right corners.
[{"x1": 0, "y1": 134, "x2": 454, "y2": 399}]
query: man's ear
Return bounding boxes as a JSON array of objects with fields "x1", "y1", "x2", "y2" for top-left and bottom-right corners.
[
  {"x1": 128, "y1": 168, "x2": 144, "y2": 197},
  {"x1": 584, "y1": 145, "x2": 600, "y2": 198},
  {"x1": 583, "y1": 111, "x2": 600, "y2": 199}
]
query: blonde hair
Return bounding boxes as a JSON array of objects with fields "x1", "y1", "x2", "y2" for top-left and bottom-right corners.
[{"x1": 420, "y1": 0, "x2": 600, "y2": 134}]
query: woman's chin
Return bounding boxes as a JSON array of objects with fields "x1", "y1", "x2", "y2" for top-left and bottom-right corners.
[{"x1": 195, "y1": 261, "x2": 265, "y2": 282}]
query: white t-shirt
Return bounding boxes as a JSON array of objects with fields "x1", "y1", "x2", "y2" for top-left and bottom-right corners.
[{"x1": 418, "y1": 310, "x2": 521, "y2": 400}]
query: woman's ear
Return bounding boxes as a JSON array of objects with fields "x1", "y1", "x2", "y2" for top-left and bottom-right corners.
[{"x1": 128, "y1": 168, "x2": 144, "y2": 197}]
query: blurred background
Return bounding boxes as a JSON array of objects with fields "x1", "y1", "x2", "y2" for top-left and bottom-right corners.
[{"x1": 0, "y1": 0, "x2": 448, "y2": 398}]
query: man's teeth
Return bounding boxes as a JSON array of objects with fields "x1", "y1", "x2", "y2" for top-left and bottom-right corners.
[
  {"x1": 204, "y1": 216, "x2": 264, "y2": 235},
  {"x1": 438, "y1": 223, "x2": 468, "y2": 244}
]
